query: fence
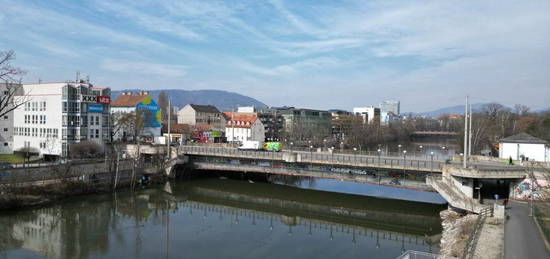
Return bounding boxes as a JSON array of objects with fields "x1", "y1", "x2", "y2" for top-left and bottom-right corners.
[
  {"x1": 461, "y1": 207, "x2": 493, "y2": 259},
  {"x1": 534, "y1": 201, "x2": 550, "y2": 246}
]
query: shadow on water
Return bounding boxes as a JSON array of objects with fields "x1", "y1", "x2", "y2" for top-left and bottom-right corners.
[{"x1": 0, "y1": 177, "x2": 445, "y2": 259}]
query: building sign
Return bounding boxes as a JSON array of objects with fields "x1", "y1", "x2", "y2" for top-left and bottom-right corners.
[
  {"x1": 81, "y1": 95, "x2": 97, "y2": 103},
  {"x1": 97, "y1": 96, "x2": 110, "y2": 105},
  {"x1": 88, "y1": 104, "x2": 103, "y2": 113}
]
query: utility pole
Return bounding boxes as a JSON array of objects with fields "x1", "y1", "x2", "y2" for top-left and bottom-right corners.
[
  {"x1": 468, "y1": 101, "x2": 472, "y2": 158},
  {"x1": 463, "y1": 96, "x2": 469, "y2": 168},
  {"x1": 167, "y1": 98, "x2": 171, "y2": 159}
]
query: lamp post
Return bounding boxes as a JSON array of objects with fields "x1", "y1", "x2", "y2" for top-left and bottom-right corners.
[
  {"x1": 403, "y1": 150, "x2": 407, "y2": 178},
  {"x1": 430, "y1": 151, "x2": 434, "y2": 172},
  {"x1": 353, "y1": 147, "x2": 357, "y2": 165},
  {"x1": 331, "y1": 146, "x2": 335, "y2": 163},
  {"x1": 290, "y1": 142, "x2": 293, "y2": 152},
  {"x1": 398, "y1": 144, "x2": 402, "y2": 155},
  {"x1": 377, "y1": 148, "x2": 381, "y2": 165},
  {"x1": 309, "y1": 145, "x2": 314, "y2": 167},
  {"x1": 419, "y1": 145, "x2": 423, "y2": 157}
]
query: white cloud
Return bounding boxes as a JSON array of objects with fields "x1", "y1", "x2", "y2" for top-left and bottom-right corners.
[{"x1": 100, "y1": 59, "x2": 187, "y2": 78}]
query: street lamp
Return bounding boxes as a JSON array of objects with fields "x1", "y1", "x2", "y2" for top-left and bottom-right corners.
[
  {"x1": 331, "y1": 146, "x2": 335, "y2": 163},
  {"x1": 377, "y1": 148, "x2": 381, "y2": 165},
  {"x1": 430, "y1": 151, "x2": 434, "y2": 172},
  {"x1": 309, "y1": 145, "x2": 314, "y2": 166},
  {"x1": 419, "y1": 145, "x2": 423, "y2": 156},
  {"x1": 353, "y1": 147, "x2": 357, "y2": 165},
  {"x1": 398, "y1": 144, "x2": 402, "y2": 155},
  {"x1": 290, "y1": 142, "x2": 294, "y2": 152},
  {"x1": 403, "y1": 150, "x2": 407, "y2": 178}
]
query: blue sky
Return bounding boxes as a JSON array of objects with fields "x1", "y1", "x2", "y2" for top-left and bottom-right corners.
[{"x1": 1, "y1": 0, "x2": 549, "y2": 112}]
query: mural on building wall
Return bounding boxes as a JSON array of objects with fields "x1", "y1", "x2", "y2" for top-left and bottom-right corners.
[
  {"x1": 136, "y1": 96, "x2": 161, "y2": 128},
  {"x1": 511, "y1": 178, "x2": 549, "y2": 200}
]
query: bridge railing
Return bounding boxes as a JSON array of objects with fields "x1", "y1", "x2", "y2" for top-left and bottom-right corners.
[{"x1": 179, "y1": 145, "x2": 445, "y2": 171}]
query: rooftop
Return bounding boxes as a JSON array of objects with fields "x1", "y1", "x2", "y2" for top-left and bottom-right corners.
[
  {"x1": 500, "y1": 132, "x2": 548, "y2": 144},
  {"x1": 188, "y1": 104, "x2": 220, "y2": 113},
  {"x1": 111, "y1": 93, "x2": 149, "y2": 107}
]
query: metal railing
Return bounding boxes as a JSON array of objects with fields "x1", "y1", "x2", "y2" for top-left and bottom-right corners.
[
  {"x1": 462, "y1": 207, "x2": 493, "y2": 259},
  {"x1": 179, "y1": 145, "x2": 445, "y2": 172}
]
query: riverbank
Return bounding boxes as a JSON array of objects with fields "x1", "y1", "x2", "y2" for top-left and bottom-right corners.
[
  {"x1": 0, "y1": 176, "x2": 164, "y2": 211},
  {"x1": 438, "y1": 209, "x2": 504, "y2": 259}
]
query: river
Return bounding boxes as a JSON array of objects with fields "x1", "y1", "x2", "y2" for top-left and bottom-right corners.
[{"x1": 0, "y1": 176, "x2": 446, "y2": 259}]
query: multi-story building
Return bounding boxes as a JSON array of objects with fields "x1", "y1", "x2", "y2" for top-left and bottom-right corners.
[
  {"x1": 12, "y1": 81, "x2": 111, "y2": 158},
  {"x1": 275, "y1": 107, "x2": 331, "y2": 139},
  {"x1": 111, "y1": 92, "x2": 162, "y2": 141},
  {"x1": 177, "y1": 104, "x2": 224, "y2": 131},
  {"x1": 225, "y1": 113, "x2": 265, "y2": 143},
  {"x1": 0, "y1": 83, "x2": 23, "y2": 154},
  {"x1": 353, "y1": 106, "x2": 380, "y2": 124},
  {"x1": 379, "y1": 100, "x2": 400, "y2": 125},
  {"x1": 237, "y1": 106, "x2": 283, "y2": 141}
]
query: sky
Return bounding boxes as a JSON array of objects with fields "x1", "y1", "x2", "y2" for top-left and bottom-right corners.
[{"x1": 1, "y1": 0, "x2": 549, "y2": 112}]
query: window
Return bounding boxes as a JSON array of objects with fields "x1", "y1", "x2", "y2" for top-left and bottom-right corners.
[
  {"x1": 95, "y1": 129, "x2": 99, "y2": 139},
  {"x1": 3, "y1": 128, "x2": 7, "y2": 131},
  {"x1": 90, "y1": 129, "x2": 94, "y2": 138},
  {"x1": 3, "y1": 143, "x2": 7, "y2": 146},
  {"x1": 3, "y1": 116, "x2": 7, "y2": 119}
]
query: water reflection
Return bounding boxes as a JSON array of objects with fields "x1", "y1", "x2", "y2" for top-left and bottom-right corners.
[{"x1": 0, "y1": 178, "x2": 444, "y2": 259}]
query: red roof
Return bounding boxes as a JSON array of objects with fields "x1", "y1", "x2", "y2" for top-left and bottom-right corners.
[
  {"x1": 111, "y1": 94, "x2": 149, "y2": 107},
  {"x1": 225, "y1": 115, "x2": 258, "y2": 128}
]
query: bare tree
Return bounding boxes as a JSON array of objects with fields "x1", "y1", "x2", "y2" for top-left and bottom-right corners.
[{"x1": 0, "y1": 50, "x2": 27, "y2": 118}]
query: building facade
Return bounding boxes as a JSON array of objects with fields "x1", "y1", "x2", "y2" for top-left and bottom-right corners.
[
  {"x1": 12, "y1": 82, "x2": 111, "y2": 158},
  {"x1": 499, "y1": 133, "x2": 549, "y2": 162},
  {"x1": 225, "y1": 114, "x2": 265, "y2": 143},
  {"x1": 237, "y1": 106, "x2": 283, "y2": 141},
  {"x1": 275, "y1": 107, "x2": 331, "y2": 139},
  {"x1": 177, "y1": 104, "x2": 224, "y2": 131},
  {"x1": 380, "y1": 100, "x2": 400, "y2": 115},
  {"x1": 111, "y1": 92, "x2": 162, "y2": 141},
  {"x1": 0, "y1": 83, "x2": 23, "y2": 154},
  {"x1": 353, "y1": 106, "x2": 380, "y2": 124}
]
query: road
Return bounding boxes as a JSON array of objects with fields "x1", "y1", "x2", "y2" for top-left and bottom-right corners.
[{"x1": 504, "y1": 201, "x2": 549, "y2": 259}]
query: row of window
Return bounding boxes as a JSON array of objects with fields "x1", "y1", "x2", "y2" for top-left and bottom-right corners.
[
  {"x1": 14, "y1": 127, "x2": 59, "y2": 138},
  {"x1": 24, "y1": 101, "x2": 47, "y2": 112},
  {"x1": 61, "y1": 115, "x2": 105, "y2": 127},
  {"x1": 24, "y1": 115, "x2": 47, "y2": 124}
]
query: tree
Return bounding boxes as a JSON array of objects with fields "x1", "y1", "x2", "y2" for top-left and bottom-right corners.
[
  {"x1": 0, "y1": 50, "x2": 27, "y2": 118},
  {"x1": 157, "y1": 91, "x2": 168, "y2": 122},
  {"x1": 110, "y1": 111, "x2": 145, "y2": 141},
  {"x1": 69, "y1": 141, "x2": 103, "y2": 158}
]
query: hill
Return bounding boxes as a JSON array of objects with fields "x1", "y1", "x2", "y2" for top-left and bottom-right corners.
[
  {"x1": 112, "y1": 89, "x2": 267, "y2": 111},
  {"x1": 412, "y1": 103, "x2": 510, "y2": 118}
]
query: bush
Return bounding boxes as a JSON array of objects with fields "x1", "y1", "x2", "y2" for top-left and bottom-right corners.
[{"x1": 69, "y1": 141, "x2": 104, "y2": 158}]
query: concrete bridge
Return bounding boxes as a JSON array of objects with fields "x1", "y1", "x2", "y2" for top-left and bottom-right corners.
[{"x1": 172, "y1": 145, "x2": 544, "y2": 214}]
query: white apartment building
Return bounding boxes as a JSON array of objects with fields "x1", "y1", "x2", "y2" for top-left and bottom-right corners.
[
  {"x1": 12, "y1": 82, "x2": 111, "y2": 158},
  {"x1": 353, "y1": 106, "x2": 380, "y2": 124},
  {"x1": 225, "y1": 114, "x2": 265, "y2": 143},
  {"x1": 380, "y1": 100, "x2": 400, "y2": 115}
]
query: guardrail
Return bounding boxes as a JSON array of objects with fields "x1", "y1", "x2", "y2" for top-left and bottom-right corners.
[{"x1": 179, "y1": 145, "x2": 445, "y2": 172}]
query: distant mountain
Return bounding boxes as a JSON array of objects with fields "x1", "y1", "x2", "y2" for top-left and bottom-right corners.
[
  {"x1": 411, "y1": 103, "x2": 510, "y2": 118},
  {"x1": 112, "y1": 89, "x2": 267, "y2": 111}
]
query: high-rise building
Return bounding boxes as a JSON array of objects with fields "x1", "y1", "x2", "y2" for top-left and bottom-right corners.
[{"x1": 380, "y1": 100, "x2": 400, "y2": 115}]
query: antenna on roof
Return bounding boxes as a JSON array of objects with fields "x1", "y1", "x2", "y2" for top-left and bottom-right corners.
[
  {"x1": 86, "y1": 75, "x2": 90, "y2": 84},
  {"x1": 38, "y1": 78, "x2": 42, "y2": 84}
]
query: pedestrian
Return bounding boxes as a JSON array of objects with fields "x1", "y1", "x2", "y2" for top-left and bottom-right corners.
[
  {"x1": 494, "y1": 193, "x2": 499, "y2": 201},
  {"x1": 503, "y1": 198, "x2": 509, "y2": 208},
  {"x1": 509, "y1": 156, "x2": 513, "y2": 165}
]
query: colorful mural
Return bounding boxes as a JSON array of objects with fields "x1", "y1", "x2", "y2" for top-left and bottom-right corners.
[
  {"x1": 511, "y1": 178, "x2": 549, "y2": 200},
  {"x1": 136, "y1": 95, "x2": 161, "y2": 128}
]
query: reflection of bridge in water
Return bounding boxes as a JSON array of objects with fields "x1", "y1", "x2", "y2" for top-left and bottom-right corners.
[{"x1": 166, "y1": 179, "x2": 443, "y2": 251}]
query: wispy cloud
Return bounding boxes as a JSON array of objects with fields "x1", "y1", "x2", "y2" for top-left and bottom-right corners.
[{"x1": 100, "y1": 58, "x2": 187, "y2": 78}]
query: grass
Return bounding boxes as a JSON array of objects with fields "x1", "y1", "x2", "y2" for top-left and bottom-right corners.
[{"x1": 0, "y1": 154, "x2": 24, "y2": 164}]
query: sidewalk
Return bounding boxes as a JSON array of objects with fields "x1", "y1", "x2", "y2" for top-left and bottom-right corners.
[{"x1": 504, "y1": 201, "x2": 549, "y2": 259}]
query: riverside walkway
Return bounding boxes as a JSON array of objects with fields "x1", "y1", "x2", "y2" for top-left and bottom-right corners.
[{"x1": 505, "y1": 201, "x2": 549, "y2": 259}]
